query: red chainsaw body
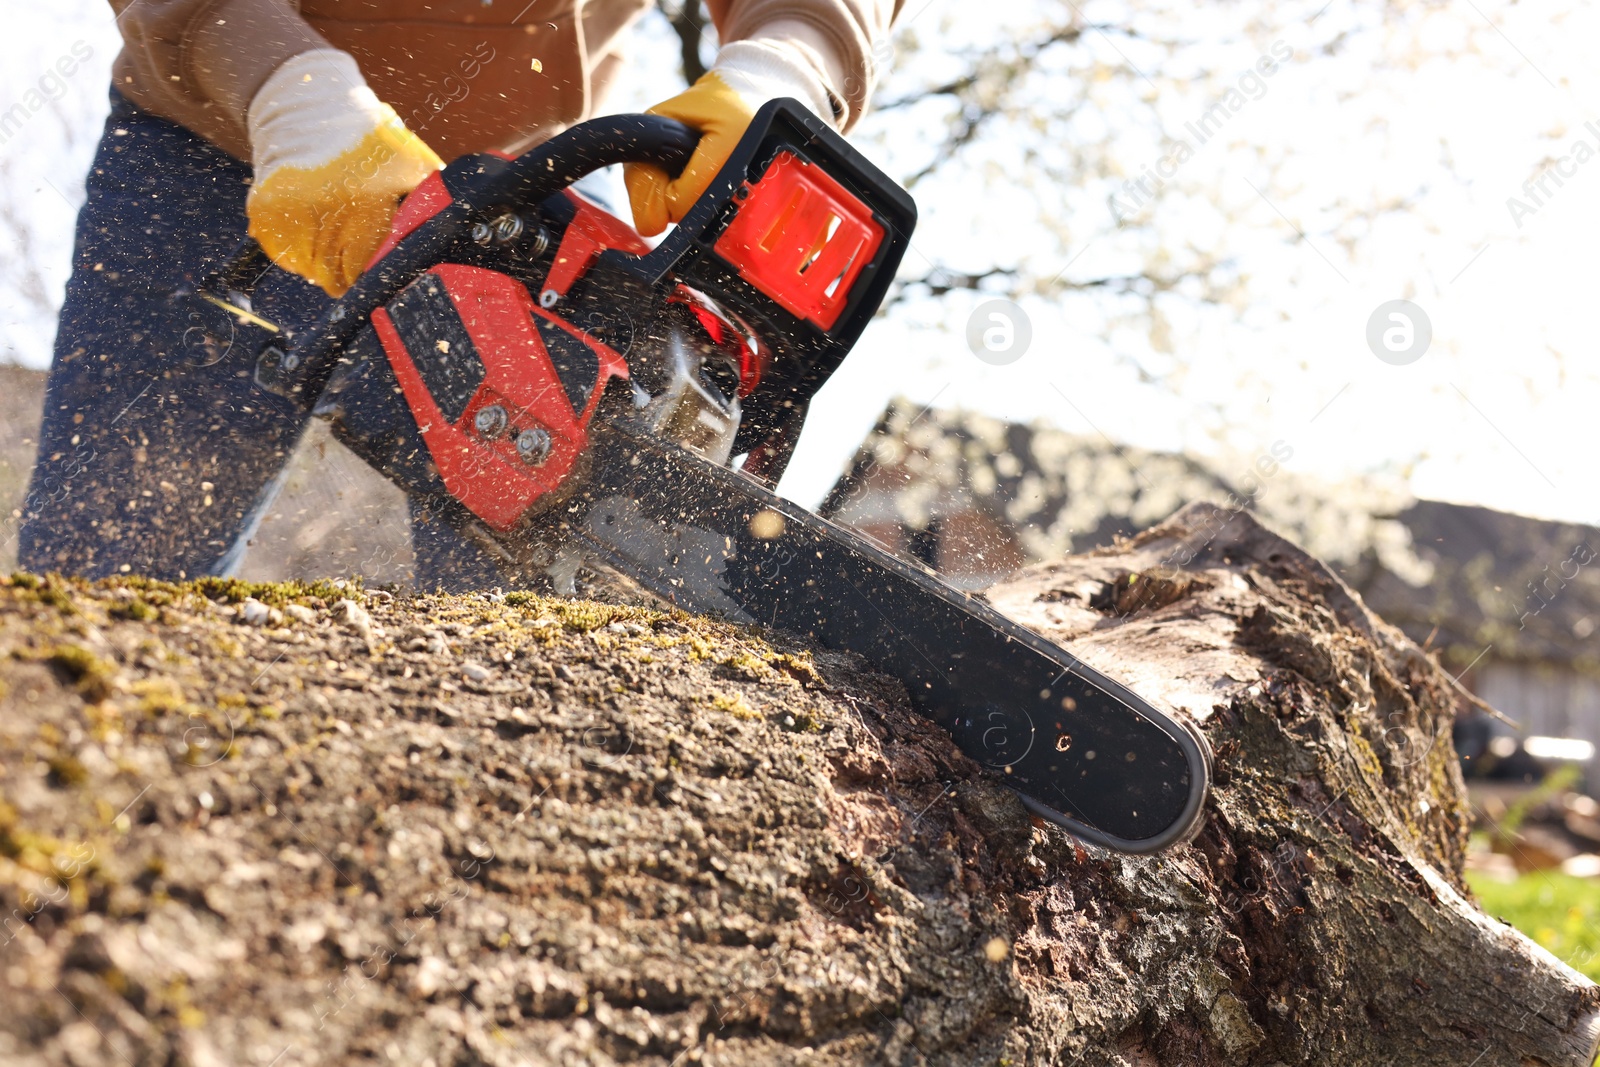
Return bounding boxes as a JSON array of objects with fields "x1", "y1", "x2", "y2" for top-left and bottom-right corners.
[
  {"x1": 367, "y1": 188, "x2": 768, "y2": 531},
  {"x1": 373, "y1": 263, "x2": 628, "y2": 531},
  {"x1": 362, "y1": 132, "x2": 895, "y2": 534}
]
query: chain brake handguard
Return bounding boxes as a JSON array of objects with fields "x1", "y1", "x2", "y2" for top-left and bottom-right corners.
[{"x1": 579, "y1": 99, "x2": 917, "y2": 456}]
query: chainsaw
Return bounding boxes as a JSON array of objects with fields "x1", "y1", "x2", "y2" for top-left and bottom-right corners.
[{"x1": 180, "y1": 100, "x2": 1211, "y2": 854}]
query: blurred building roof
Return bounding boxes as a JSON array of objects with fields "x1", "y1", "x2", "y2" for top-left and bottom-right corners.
[{"x1": 1356, "y1": 499, "x2": 1598, "y2": 675}]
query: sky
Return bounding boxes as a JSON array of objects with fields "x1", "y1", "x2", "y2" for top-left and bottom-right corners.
[{"x1": 2, "y1": 0, "x2": 1597, "y2": 530}]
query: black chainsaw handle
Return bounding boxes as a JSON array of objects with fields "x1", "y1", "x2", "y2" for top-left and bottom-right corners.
[
  {"x1": 462, "y1": 113, "x2": 698, "y2": 212},
  {"x1": 255, "y1": 113, "x2": 699, "y2": 404}
]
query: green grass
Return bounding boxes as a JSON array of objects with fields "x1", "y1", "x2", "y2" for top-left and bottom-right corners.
[{"x1": 1467, "y1": 870, "x2": 1600, "y2": 982}]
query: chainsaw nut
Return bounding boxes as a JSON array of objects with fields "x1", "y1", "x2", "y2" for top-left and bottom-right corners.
[
  {"x1": 539, "y1": 288, "x2": 559, "y2": 309},
  {"x1": 474, "y1": 405, "x2": 509, "y2": 439},
  {"x1": 492, "y1": 213, "x2": 525, "y2": 243},
  {"x1": 471, "y1": 221, "x2": 495, "y2": 246},
  {"x1": 261, "y1": 345, "x2": 299, "y2": 373},
  {"x1": 516, "y1": 427, "x2": 553, "y2": 466}
]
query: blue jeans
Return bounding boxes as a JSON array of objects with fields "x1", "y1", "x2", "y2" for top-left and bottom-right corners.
[{"x1": 18, "y1": 89, "x2": 510, "y2": 590}]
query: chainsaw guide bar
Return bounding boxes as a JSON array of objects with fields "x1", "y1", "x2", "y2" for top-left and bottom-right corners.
[{"x1": 570, "y1": 425, "x2": 1212, "y2": 853}]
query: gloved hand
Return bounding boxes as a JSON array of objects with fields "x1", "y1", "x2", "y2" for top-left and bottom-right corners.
[
  {"x1": 246, "y1": 50, "x2": 444, "y2": 297},
  {"x1": 626, "y1": 38, "x2": 841, "y2": 237}
]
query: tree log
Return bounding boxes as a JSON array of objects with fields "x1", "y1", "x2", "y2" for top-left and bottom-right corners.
[{"x1": 0, "y1": 502, "x2": 1595, "y2": 1066}]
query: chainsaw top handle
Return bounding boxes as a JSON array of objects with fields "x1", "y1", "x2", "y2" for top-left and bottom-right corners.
[{"x1": 257, "y1": 112, "x2": 701, "y2": 403}]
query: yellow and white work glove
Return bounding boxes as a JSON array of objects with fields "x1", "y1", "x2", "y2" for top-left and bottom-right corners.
[
  {"x1": 625, "y1": 37, "x2": 842, "y2": 237},
  {"x1": 246, "y1": 50, "x2": 444, "y2": 297}
]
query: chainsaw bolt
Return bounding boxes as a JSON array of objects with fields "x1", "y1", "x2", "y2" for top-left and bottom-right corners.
[
  {"x1": 471, "y1": 221, "x2": 495, "y2": 246},
  {"x1": 474, "y1": 404, "x2": 509, "y2": 439},
  {"x1": 492, "y1": 213, "x2": 525, "y2": 243},
  {"x1": 515, "y1": 426, "x2": 553, "y2": 465},
  {"x1": 261, "y1": 345, "x2": 300, "y2": 373}
]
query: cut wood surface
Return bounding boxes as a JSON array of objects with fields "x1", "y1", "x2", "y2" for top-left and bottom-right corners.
[{"x1": 0, "y1": 502, "x2": 1594, "y2": 1066}]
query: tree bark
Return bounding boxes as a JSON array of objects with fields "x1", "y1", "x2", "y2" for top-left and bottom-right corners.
[{"x1": 0, "y1": 502, "x2": 1595, "y2": 1066}]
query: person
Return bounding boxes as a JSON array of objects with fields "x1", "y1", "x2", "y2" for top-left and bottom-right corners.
[{"x1": 19, "y1": 0, "x2": 895, "y2": 589}]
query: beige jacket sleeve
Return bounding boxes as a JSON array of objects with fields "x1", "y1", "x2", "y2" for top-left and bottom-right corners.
[
  {"x1": 110, "y1": 0, "x2": 330, "y2": 157},
  {"x1": 108, "y1": 0, "x2": 899, "y2": 159},
  {"x1": 708, "y1": 0, "x2": 901, "y2": 131}
]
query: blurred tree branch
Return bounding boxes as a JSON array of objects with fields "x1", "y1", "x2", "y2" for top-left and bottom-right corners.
[
  {"x1": 660, "y1": 0, "x2": 709, "y2": 85},
  {"x1": 846, "y1": 0, "x2": 1468, "y2": 430}
]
